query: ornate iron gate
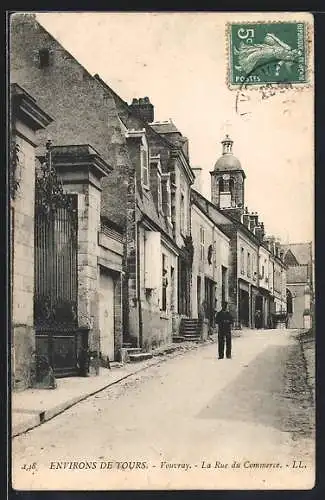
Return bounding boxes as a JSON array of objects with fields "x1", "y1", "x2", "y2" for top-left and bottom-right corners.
[{"x1": 34, "y1": 142, "x2": 81, "y2": 377}]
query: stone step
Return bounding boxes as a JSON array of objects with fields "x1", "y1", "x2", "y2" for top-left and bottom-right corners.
[
  {"x1": 125, "y1": 347, "x2": 142, "y2": 354},
  {"x1": 128, "y1": 352, "x2": 153, "y2": 362},
  {"x1": 182, "y1": 329, "x2": 200, "y2": 334},
  {"x1": 151, "y1": 345, "x2": 178, "y2": 356},
  {"x1": 109, "y1": 361, "x2": 122, "y2": 368},
  {"x1": 172, "y1": 336, "x2": 186, "y2": 343},
  {"x1": 182, "y1": 335, "x2": 200, "y2": 341}
]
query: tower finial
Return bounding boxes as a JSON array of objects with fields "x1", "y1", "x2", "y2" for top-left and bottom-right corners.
[{"x1": 221, "y1": 134, "x2": 233, "y2": 155}]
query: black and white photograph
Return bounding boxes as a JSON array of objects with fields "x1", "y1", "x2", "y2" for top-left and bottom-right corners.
[{"x1": 9, "y1": 11, "x2": 315, "y2": 490}]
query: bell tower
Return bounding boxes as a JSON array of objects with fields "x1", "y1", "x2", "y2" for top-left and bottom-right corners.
[{"x1": 210, "y1": 135, "x2": 246, "y2": 218}]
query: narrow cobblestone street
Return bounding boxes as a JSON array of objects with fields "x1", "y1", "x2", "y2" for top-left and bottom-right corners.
[{"x1": 12, "y1": 329, "x2": 315, "y2": 490}]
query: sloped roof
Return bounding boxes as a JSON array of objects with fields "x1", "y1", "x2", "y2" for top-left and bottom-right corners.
[
  {"x1": 281, "y1": 242, "x2": 312, "y2": 266},
  {"x1": 283, "y1": 249, "x2": 300, "y2": 266},
  {"x1": 191, "y1": 188, "x2": 256, "y2": 242},
  {"x1": 150, "y1": 121, "x2": 181, "y2": 135}
]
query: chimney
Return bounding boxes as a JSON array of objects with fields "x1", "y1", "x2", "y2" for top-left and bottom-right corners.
[
  {"x1": 249, "y1": 212, "x2": 259, "y2": 232},
  {"x1": 268, "y1": 236, "x2": 275, "y2": 255},
  {"x1": 129, "y1": 97, "x2": 154, "y2": 123},
  {"x1": 192, "y1": 167, "x2": 203, "y2": 193},
  {"x1": 264, "y1": 237, "x2": 271, "y2": 251},
  {"x1": 254, "y1": 222, "x2": 265, "y2": 241},
  {"x1": 242, "y1": 207, "x2": 250, "y2": 228},
  {"x1": 274, "y1": 238, "x2": 281, "y2": 258}
]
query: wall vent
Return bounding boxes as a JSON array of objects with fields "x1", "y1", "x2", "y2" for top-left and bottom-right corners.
[{"x1": 39, "y1": 48, "x2": 50, "y2": 68}]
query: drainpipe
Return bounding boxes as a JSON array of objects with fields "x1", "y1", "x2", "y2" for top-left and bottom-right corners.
[
  {"x1": 136, "y1": 220, "x2": 143, "y2": 349},
  {"x1": 212, "y1": 226, "x2": 217, "y2": 330}
]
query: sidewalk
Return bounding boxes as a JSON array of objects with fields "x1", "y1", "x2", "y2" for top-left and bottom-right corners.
[
  {"x1": 12, "y1": 340, "x2": 213, "y2": 438},
  {"x1": 298, "y1": 329, "x2": 315, "y2": 403}
]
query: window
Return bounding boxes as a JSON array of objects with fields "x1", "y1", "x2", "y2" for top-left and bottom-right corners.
[
  {"x1": 207, "y1": 244, "x2": 213, "y2": 265},
  {"x1": 240, "y1": 247, "x2": 245, "y2": 274},
  {"x1": 157, "y1": 173, "x2": 162, "y2": 212},
  {"x1": 144, "y1": 231, "x2": 161, "y2": 289},
  {"x1": 141, "y1": 146, "x2": 149, "y2": 188},
  {"x1": 253, "y1": 254, "x2": 257, "y2": 280},
  {"x1": 178, "y1": 258, "x2": 190, "y2": 315},
  {"x1": 161, "y1": 173, "x2": 172, "y2": 221},
  {"x1": 286, "y1": 289, "x2": 293, "y2": 314},
  {"x1": 274, "y1": 270, "x2": 281, "y2": 293},
  {"x1": 229, "y1": 178, "x2": 234, "y2": 196},
  {"x1": 219, "y1": 178, "x2": 225, "y2": 192},
  {"x1": 247, "y1": 252, "x2": 251, "y2": 277},
  {"x1": 224, "y1": 142, "x2": 231, "y2": 154},
  {"x1": 180, "y1": 192, "x2": 185, "y2": 233},
  {"x1": 200, "y1": 226, "x2": 205, "y2": 261},
  {"x1": 161, "y1": 254, "x2": 168, "y2": 311}
]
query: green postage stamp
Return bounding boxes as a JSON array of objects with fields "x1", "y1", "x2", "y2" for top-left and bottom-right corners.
[{"x1": 228, "y1": 22, "x2": 308, "y2": 87}]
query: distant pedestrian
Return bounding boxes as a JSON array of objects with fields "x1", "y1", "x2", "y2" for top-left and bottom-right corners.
[
  {"x1": 255, "y1": 309, "x2": 262, "y2": 329},
  {"x1": 215, "y1": 302, "x2": 233, "y2": 359}
]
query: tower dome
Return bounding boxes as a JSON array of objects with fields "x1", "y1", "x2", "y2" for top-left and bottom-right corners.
[{"x1": 214, "y1": 135, "x2": 243, "y2": 172}]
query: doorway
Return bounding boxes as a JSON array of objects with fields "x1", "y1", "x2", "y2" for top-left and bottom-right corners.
[
  {"x1": 204, "y1": 277, "x2": 215, "y2": 326},
  {"x1": 197, "y1": 276, "x2": 201, "y2": 317},
  {"x1": 99, "y1": 269, "x2": 115, "y2": 363},
  {"x1": 255, "y1": 295, "x2": 263, "y2": 329},
  {"x1": 239, "y1": 288, "x2": 249, "y2": 327}
]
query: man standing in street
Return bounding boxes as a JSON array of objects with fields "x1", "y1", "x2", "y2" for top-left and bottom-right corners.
[{"x1": 215, "y1": 302, "x2": 234, "y2": 359}]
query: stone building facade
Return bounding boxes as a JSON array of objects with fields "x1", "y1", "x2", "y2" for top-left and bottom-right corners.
[
  {"x1": 191, "y1": 192, "x2": 230, "y2": 337},
  {"x1": 10, "y1": 13, "x2": 195, "y2": 380},
  {"x1": 282, "y1": 242, "x2": 313, "y2": 329},
  {"x1": 10, "y1": 14, "x2": 124, "y2": 384},
  {"x1": 10, "y1": 84, "x2": 53, "y2": 390},
  {"x1": 208, "y1": 136, "x2": 287, "y2": 328},
  {"x1": 10, "y1": 14, "x2": 291, "y2": 390},
  {"x1": 94, "y1": 75, "x2": 195, "y2": 349}
]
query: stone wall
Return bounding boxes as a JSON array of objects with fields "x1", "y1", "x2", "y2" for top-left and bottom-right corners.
[
  {"x1": 10, "y1": 14, "x2": 133, "y2": 349},
  {"x1": 287, "y1": 284, "x2": 306, "y2": 329},
  {"x1": 10, "y1": 14, "x2": 130, "y2": 229},
  {"x1": 12, "y1": 124, "x2": 37, "y2": 390}
]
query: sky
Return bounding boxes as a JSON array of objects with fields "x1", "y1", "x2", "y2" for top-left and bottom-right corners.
[{"x1": 36, "y1": 12, "x2": 314, "y2": 243}]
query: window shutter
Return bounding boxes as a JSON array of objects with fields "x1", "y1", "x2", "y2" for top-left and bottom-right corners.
[
  {"x1": 141, "y1": 148, "x2": 149, "y2": 187},
  {"x1": 144, "y1": 231, "x2": 161, "y2": 288}
]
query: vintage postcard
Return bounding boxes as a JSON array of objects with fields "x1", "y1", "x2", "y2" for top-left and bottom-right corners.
[{"x1": 9, "y1": 11, "x2": 315, "y2": 490}]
